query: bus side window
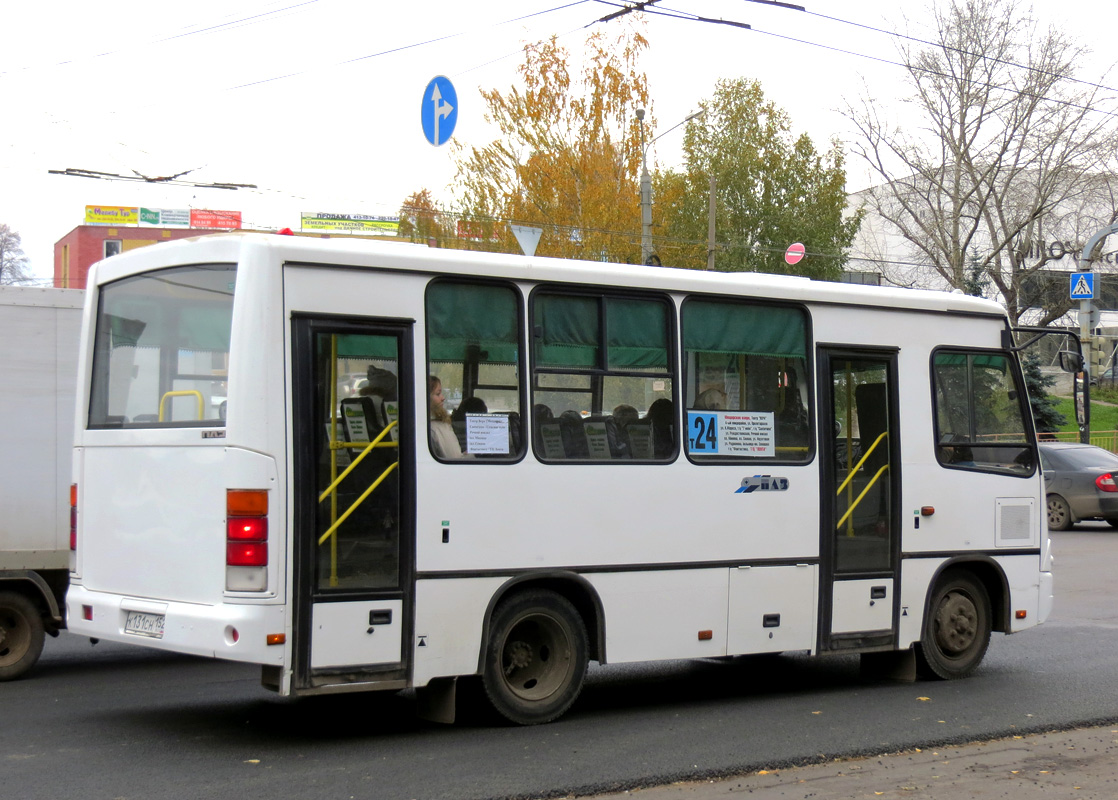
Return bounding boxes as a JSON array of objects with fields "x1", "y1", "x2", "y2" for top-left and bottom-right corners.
[
  {"x1": 425, "y1": 280, "x2": 524, "y2": 461},
  {"x1": 530, "y1": 290, "x2": 675, "y2": 462},
  {"x1": 931, "y1": 350, "x2": 1033, "y2": 475},
  {"x1": 681, "y1": 298, "x2": 811, "y2": 463}
]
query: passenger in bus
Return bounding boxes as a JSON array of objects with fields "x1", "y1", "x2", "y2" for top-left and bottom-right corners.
[
  {"x1": 451, "y1": 396, "x2": 489, "y2": 450},
  {"x1": 694, "y1": 388, "x2": 727, "y2": 410},
  {"x1": 451, "y1": 395, "x2": 488, "y2": 420},
  {"x1": 362, "y1": 365, "x2": 398, "y2": 400},
  {"x1": 647, "y1": 398, "x2": 675, "y2": 458},
  {"x1": 429, "y1": 375, "x2": 465, "y2": 459},
  {"x1": 607, "y1": 404, "x2": 639, "y2": 458}
]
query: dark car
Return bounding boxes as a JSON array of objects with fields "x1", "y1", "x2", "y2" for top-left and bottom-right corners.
[{"x1": 1039, "y1": 442, "x2": 1118, "y2": 530}]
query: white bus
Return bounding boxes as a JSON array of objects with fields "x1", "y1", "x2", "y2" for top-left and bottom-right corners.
[{"x1": 66, "y1": 233, "x2": 1056, "y2": 725}]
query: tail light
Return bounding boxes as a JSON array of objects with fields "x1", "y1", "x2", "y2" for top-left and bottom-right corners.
[
  {"x1": 226, "y1": 490, "x2": 268, "y2": 591},
  {"x1": 70, "y1": 484, "x2": 78, "y2": 551},
  {"x1": 1096, "y1": 473, "x2": 1118, "y2": 493}
]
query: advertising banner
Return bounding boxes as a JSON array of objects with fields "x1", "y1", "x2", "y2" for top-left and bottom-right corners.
[
  {"x1": 301, "y1": 212, "x2": 399, "y2": 234},
  {"x1": 140, "y1": 207, "x2": 191, "y2": 227},
  {"x1": 190, "y1": 209, "x2": 242, "y2": 229},
  {"x1": 456, "y1": 219, "x2": 494, "y2": 240},
  {"x1": 85, "y1": 205, "x2": 139, "y2": 226}
]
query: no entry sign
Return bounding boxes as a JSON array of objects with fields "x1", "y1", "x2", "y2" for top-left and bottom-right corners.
[{"x1": 785, "y1": 242, "x2": 806, "y2": 265}]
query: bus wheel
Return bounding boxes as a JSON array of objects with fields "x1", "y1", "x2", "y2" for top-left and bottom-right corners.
[
  {"x1": 916, "y1": 571, "x2": 990, "y2": 680},
  {"x1": 0, "y1": 591, "x2": 46, "y2": 681},
  {"x1": 482, "y1": 590, "x2": 588, "y2": 725}
]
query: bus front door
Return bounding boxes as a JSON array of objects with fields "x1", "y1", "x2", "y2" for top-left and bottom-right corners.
[
  {"x1": 291, "y1": 317, "x2": 414, "y2": 692},
  {"x1": 818, "y1": 349, "x2": 900, "y2": 653}
]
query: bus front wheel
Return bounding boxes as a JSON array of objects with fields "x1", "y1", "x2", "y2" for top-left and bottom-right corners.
[
  {"x1": 482, "y1": 589, "x2": 588, "y2": 725},
  {"x1": 916, "y1": 571, "x2": 991, "y2": 680},
  {"x1": 0, "y1": 591, "x2": 46, "y2": 681}
]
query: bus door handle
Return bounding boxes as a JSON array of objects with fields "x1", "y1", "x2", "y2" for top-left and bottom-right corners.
[
  {"x1": 367, "y1": 609, "x2": 393, "y2": 633},
  {"x1": 870, "y1": 586, "x2": 887, "y2": 604}
]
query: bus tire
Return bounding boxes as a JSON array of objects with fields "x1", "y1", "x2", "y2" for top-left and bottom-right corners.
[
  {"x1": 0, "y1": 591, "x2": 46, "y2": 681},
  {"x1": 916, "y1": 571, "x2": 990, "y2": 680},
  {"x1": 481, "y1": 589, "x2": 588, "y2": 725}
]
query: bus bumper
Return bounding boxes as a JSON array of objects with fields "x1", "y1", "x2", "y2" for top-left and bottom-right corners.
[
  {"x1": 65, "y1": 584, "x2": 287, "y2": 665},
  {"x1": 1038, "y1": 570, "x2": 1054, "y2": 625}
]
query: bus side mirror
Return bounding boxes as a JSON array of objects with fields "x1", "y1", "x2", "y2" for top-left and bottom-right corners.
[{"x1": 1058, "y1": 350, "x2": 1084, "y2": 373}]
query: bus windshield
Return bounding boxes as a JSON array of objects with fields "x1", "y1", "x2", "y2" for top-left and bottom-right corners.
[{"x1": 88, "y1": 264, "x2": 236, "y2": 428}]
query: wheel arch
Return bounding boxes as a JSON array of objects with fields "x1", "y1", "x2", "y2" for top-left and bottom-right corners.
[
  {"x1": 0, "y1": 571, "x2": 63, "y2": 625},
  {"x1": 922, "y1": 556, "x2": 1010, "y2": 634},
  {"x1": 476, "y1": 571, "x2": 605, "y2": 673}
]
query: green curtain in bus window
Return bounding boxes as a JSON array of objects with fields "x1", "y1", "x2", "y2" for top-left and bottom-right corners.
[
  {"x1": 177, "y1": 306, "x2": 233, "y2": 351},
  {"x1": 683, "y1": 300, "x2": 806, "y2": 358},
  {"x1": 606, "y1": 297, "x2": 669, "y2": 370},
  {"x1": 535, "y1": 294, "x2": 599, "y2": 367},
  {"x1": 427, "y1": 283, "x2": 519, "y2": 363},
  {"x1": 106, "y1": 302, "x2": 232, "y2": 351},
  {"x1": 934, "y1": 352, "x2": 1009, "y2": 373},
  {"x1": 336, "y1": 334, "x2": 399, "y2": 360}
]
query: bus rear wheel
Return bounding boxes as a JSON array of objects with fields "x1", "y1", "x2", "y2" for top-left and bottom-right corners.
[
  {"x1": 0, "y1": 591, "x2": 46, "y2": 681},
  {"x1": 916, "y1": 571, "x2": 990, "y2": 680},
  {"x1": 482, "y1": 590, "x2": 588, "y2": 725}
]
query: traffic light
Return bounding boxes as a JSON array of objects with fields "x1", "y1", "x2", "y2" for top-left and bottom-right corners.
[{"x1": 1093, "y1": 341, "x2": 1110, "y2": 378}]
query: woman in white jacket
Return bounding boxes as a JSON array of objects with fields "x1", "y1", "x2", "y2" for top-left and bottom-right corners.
[{"x1": 428, "y1": 375, "x2": 464, "y2": 459}]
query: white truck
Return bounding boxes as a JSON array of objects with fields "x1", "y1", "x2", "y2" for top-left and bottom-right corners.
[{"x1": 0, "y1": 286, "x2": 83, "y2": 679}]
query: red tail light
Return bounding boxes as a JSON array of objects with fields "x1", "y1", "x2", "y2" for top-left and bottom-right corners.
[
  {"x1": 226, "y1": 490, "x2": 268, "y2": 567},
  {"x1": 1097, "y1": 473, "x2": 1118, "y2": 493},
  {"x1": 70, "y1": 484, "x2": 78, "y2": 551}
]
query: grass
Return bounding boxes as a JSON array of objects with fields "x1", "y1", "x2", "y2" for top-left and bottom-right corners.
[{"x1": 1053, "y1": 396, "x2": 1118, "y2": 434}]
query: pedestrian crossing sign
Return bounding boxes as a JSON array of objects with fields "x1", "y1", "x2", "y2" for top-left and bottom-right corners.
[{"x1": 1070, "y1": 272, "x2": 1094, "y2": 300}]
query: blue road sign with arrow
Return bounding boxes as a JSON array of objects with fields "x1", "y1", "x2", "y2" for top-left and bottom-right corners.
[
  {"x1": 1070, "y1": 272, "x2": 1095, "y2": 300},
  {"x1": 421, "y1": 76, "x2": 457, "y2": 147}
]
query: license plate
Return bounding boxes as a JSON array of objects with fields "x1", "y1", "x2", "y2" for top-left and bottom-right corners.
[{"x1": 124, "y1": 611, "x2": 165, "y2": 639}]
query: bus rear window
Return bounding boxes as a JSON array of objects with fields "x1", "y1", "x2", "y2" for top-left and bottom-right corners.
[{"x1": 89, "y1": 265, "x2": 236, "y2": 428}]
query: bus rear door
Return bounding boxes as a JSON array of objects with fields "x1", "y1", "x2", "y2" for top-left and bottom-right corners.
[{"x1": 291, "y1": 316, "x2": 414, "y2": 692}]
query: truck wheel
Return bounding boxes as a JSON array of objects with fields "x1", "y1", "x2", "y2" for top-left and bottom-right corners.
[
  {"x1": 481, "y1": 590, "x2": 588, "y2": 725},
  {"x1": 915, "y1": 571, "x2": 990, "y2": 680},
  {"x1": 0, "y1": 591, "x2": 46, "y2": 681}
]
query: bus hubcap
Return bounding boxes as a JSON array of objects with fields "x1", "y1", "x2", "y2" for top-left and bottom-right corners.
[{"x1": 936, "y1": 591, "x2": 977, "y2": 654}]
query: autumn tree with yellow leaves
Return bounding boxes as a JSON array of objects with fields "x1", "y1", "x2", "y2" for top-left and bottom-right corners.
[{"x1": 451, "y1": 26, "x2": 650, "y2": 262}]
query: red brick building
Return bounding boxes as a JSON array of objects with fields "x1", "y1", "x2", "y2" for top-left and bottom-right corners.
[{"x1": 53, "y1": 225, "x2": 219, "y2": 289}]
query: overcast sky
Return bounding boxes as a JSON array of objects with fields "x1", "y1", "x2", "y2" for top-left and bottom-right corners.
[{"x1": 2, "y1": 0, "x2": 1114, "y2": 283}]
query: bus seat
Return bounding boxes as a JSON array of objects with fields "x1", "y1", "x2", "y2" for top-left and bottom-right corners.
[
  {"x1": 583, "y1": 416, "x2": 613, "y2": 459},
  {"x1": 604, "y1": 416, "x2": 630, "y2": 458},
  {"x1": 558, "y1": 411, "x2": 590, "y2": 459},
  {"x1": 626, "y1": 420, "x2": 654, "y2": 459}
]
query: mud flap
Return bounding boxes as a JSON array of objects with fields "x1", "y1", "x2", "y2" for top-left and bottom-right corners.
[
  {"x1": 860, "y1": 648, "x2": 917, "y2": 682},
  {"x1": 416, "y1": 676, "x2": 457, "y2": 724}
]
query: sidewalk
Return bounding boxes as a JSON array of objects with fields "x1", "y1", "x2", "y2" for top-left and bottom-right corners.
[{"x1": 584, "y1": 724, "x2": 1118, "y2": 799}]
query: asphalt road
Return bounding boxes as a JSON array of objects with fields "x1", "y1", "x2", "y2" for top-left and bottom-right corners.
[{"x1": 4, "y1": 528, "x2": 1118, "y2": 800}]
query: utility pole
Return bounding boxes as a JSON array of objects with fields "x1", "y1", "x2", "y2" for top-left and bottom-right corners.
[
  {"x1": 635, "y1": 108, "x2": 704, "y2": 267},
  {"x1": 706, "y1": 176, "x2": 716, "y2": 270},
  {"x1": 636, "y1": 109, "x2": 653, "y2": 266}
]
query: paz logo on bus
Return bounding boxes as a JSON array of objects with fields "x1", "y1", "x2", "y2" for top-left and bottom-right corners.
[{"x1": 736, "y1": 475, "x2": 789, "y2": 493}]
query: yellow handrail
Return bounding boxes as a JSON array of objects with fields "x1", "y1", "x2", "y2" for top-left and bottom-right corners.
[
  {"x1": 835, "y1": 463, "x2": 890, "y2": 530},
  {"x1": 318, "y1": 461, "x2": 400, "y2": 546},
  {"x1": 318, "y1": 420, "x2": 398, "y2": 503},
  {"x1": 835, "y1": 431, "x2": 889, "y2": 496},
  {"x1": 158, "y1": 390, "x2": 204, "y2": 421}
]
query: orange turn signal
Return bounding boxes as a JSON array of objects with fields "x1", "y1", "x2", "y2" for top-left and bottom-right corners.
[
  {"x1": 228, "y1": 489, "x2": 268, "y2": 516},
  {"x1": 266, "y1": 633, "x2": 286, "y2": 646}
]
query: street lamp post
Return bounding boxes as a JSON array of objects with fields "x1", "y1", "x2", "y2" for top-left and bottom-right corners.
[{"x1": 635, "y1": 108, "x2": 704, "y2": 266}]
